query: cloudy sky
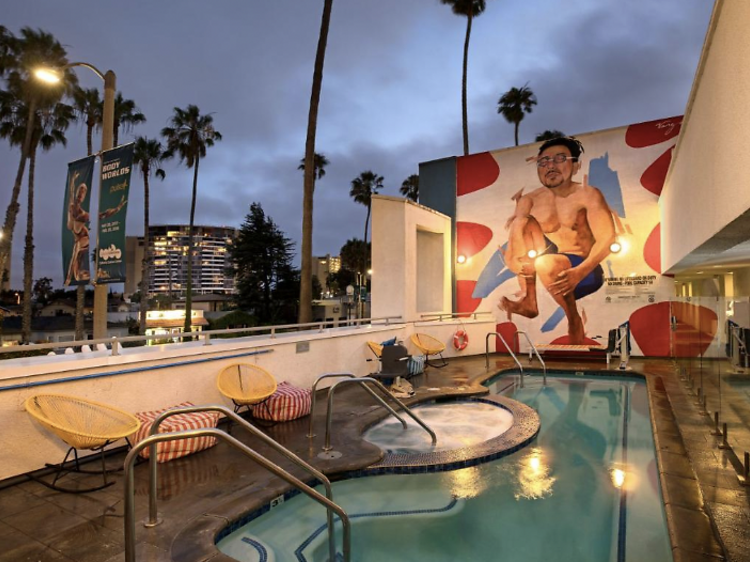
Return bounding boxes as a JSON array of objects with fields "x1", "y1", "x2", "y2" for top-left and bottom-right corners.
[{"x1": 1, "y1": 0, "x2": 713, "y2": 289}]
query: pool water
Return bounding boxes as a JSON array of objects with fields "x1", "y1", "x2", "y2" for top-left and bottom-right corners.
[
  {"x1": 217, "y1": 374, "x2": 672, "y2": 562},
  {"x1": 362, "y1": 400, "x2": 514, "y2": 453}
]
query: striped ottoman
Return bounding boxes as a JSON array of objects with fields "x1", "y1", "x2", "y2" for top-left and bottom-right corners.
[
  {"x1": 253, "y1": 382, "x2": 311, "y2": 422},
  {"x1": 134, "y1": 402, "x2": 219, "y2": 463}
]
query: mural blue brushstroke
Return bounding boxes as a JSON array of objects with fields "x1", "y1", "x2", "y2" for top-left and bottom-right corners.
[
  {"x1": 541, "y1": 307, "x2": 566, "y2": 332},
  {"x1": 588, "y1": 153, "x2": 625, "y2": 218},
  {"x1": 473, "y1": 247, "x2": 515, "y2": 299}
]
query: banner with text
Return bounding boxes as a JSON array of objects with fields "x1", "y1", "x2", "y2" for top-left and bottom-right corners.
[
  {"x1": 96, "y1": 143, "x2": 133, "y2": 283},
  {"x1": 61, "y1": 155, "x2": 96, "y2": 286}
]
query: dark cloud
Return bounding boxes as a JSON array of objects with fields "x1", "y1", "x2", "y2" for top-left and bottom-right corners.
[{"x1": 0, "y1": 0, "x2": 713, "y2": 287}]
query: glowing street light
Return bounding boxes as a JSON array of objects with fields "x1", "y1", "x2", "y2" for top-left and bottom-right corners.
[{"x1": 36, "y1": 61, "x2": 116, "y2": 339}]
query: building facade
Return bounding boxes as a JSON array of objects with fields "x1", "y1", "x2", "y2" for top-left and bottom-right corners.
[{"x1": 125, "y1": 225, "x2": 237, "y2": 298}]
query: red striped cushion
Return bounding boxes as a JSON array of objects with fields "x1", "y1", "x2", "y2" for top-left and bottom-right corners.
[
  {"x1": 254, "y1": 382, "x2": 311, "y2": 421},
  {"x1": 134, "y1": 402, "x2": 219, "y2": 463}
]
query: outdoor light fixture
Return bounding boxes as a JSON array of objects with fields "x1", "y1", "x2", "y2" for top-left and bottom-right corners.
[
  {"x1": 457, "y1": 254, "x2": 467, "y2": 264},
  {"x1": 34, "y1": 68, "x2": 62, "y2": 84},
  {"x1": 527, "y1": 249, "x2": 538, "y2": 259},
  {"x1": 611, "y1": 468, "x2": 626, "y2": 489},
  {"x1": 610, "y1": 240, "x2": 622, "y2": 253}
]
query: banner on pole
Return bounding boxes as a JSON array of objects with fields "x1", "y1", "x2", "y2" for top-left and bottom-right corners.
[
  {"x1": 62, "y1": 155, "x2": 96, "y2": 286},
  {"x1": 96, "y1": 143, "x2": 133, "y2": 283}
]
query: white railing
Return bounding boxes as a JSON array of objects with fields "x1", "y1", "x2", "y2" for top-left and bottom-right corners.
[{"x1": 0, "y1": 315, "x2": 404, "y2": 359}]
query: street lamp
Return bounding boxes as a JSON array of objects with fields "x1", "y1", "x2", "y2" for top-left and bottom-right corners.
[{"x1": 36, "y1": 62, "x2": 116, "y2": 339}]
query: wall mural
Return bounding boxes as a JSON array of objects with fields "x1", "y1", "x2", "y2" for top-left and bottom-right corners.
[{"x1": 454, "y1": 116, "x2": 717, "y2": 356}]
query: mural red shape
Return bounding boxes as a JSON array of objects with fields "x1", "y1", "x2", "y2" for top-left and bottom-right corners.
[
  {"x1": 494, "y1": 322, "x2": 519, "y2": 353},
  {"x1": 456, "y1": 152, "x2": 500, "y2": 197},
  {"x1": 625, "y1": 116, "x2": 682, "y2": 148},
  {"x1": 640, "y1": 147, "x2": 674, "y2": 196},
  {"x1": 549, "y1": 335, "x2": 601, "y2": 346},
  {"x1": 629, "y1": 302, "x2": 671, "y2": 356},
  {"x1": 456, "y1": 222, "x2": 493, "y2": 258},
  {"x1": 629, "y1": 301, "x2": 717, "y2": 357},
  {"x1": 456, "y1": 280, "x2": 482, "y2": 315},
  {"x1": 643, "y1": 223, "x2": 661, "y2": 274}
]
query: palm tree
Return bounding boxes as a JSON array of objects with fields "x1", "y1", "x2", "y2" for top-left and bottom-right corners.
[
  {"x1": 399, "y1": 174, "x2": 419, "y2": 202},
  {"x1": 349, "y1": 171, "x2": 383, "y2": 274},
  {"x1": 0, "y1": 28, "x2": 75, "y2": 299},
  {"x1": 72, "y1": 87, "x2": 101, "y2": 155},
  {"x1": 112, "y1": 92, "x2": 146, "y2": 147},
  {"x1": 300, "y1": 0, "x2": 334, "y2": 325},
  {"x1": 535, "y1": 129, "x2": 565, "y2": 142},
  {"x1": 498, "y1": 83, "x2": 537, "y2": 146},
  {"x1": 161, "y1": 105, "x2": 221, "y2": 334},
  {"x1": 3, "y1": 99, "x2": 74, "y2": 342},
  {"x1": 297, "y1": 152, "x2": 329, "y2": 188},
  {"x1": 133, "y1": 137, "x2": 167, "y2": 335},
  {"x1": 441, "y1": 0, "x2": 486, "y2": 156}
]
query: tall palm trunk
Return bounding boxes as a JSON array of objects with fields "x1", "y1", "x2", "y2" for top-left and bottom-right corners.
[
  {"x1": 21, "y1": 146, "x2": 37, "y2": 343},
  {"x1": 0, "y1": 99, "x2": 36, "y2": 290},
  {"x1": 461, "y1": 9, "x2": 473, "y2": 156},
  {"x1": 139, "y1": 171, "x2": 151, "y2": 335},
  {"x1": 300, "y1": 0, "x2": 334, "y2": 325},
  {"x1": 184, "y1": 157, "x2": 199, "y2": 335},
  {"x1": 514, "y1": 122, "x2": 520, "y2": 146}
]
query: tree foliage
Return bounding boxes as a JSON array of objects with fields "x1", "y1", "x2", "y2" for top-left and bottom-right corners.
[
  {"x1": 498, "y1": 83, "x2": 537, "y2": 146},
  {"x1": 535, "y1": 129, "x2": 566, "y2": 142},
  {"x1": 400, "y1": 174, "x2": 419, "y2": 202},
  {"x1": 232, "y1": 203, "x2": 299, "y2": 325}
]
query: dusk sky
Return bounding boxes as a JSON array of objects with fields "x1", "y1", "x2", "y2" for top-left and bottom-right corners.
[{"x1": 1, "y1": 1, "x2": 713, "y2": 289}]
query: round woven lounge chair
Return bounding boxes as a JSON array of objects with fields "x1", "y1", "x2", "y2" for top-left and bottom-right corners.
[
  {"x1": 25, "y1": 394, "x2": 141, "y2": 493},
  {"x1": 217, "y1": 363, "x2": 278, "y2": 420},
  {"x1": 410, "y1": 333, "x2": 448, "y2": 368}
]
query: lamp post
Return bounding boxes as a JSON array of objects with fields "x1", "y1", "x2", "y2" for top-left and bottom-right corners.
[{"x1": 36, "y1": 62, "x2": 116, "y2": 339}]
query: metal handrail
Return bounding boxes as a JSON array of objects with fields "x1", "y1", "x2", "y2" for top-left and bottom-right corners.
[
  {"x1": 124, "y1": 428, "x2": 351, "y2": 562},
  {"x1": 485, "y1": 332, "x2": 526, "y2": 387},
  {"x1": 0, "y1": 315, "x2": 404, "y2": 357},
  {"x1": 146, "y1": 405, "x2": 338, "y2": 562},
  {"x1": 514, "y1": 330, "x2": 546, "y2": 385},
  {"x1": 321, "y1": 377, "x2": 437, "y2": 452},
  {"x1": 419, "y1": 311, "x2": 492, "y2": 322},
  {"x1": 308, "y1": 373, "x2": 408, "y2": 439}
]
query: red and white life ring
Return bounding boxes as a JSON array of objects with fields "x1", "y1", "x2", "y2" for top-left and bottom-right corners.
[{"x1": 453, "y1": 329, "x2": 469, "y2": 351}]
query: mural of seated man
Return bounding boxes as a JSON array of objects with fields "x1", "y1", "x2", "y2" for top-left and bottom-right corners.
[{"x1": 499, "y1": 136, "x2": 615, "y2": 344}]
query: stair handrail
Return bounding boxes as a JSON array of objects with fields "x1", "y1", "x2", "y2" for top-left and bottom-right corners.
[
  {"x1": 124, "y1": 428, "x2": 350, "y2": 562},
  {"x1": 514, "y1": 330, "x2": 547, "y2": 385},
  {"x1": 485, "y1": 332, "x2": 526, "y2": 387},
  {"x1": 145, "y1": 404, "x2": 338, "y2": 562},
  {"x1": 308, "y1": 373, "x2": 408, "y2": 438},
  {"x1": 320, "y1": 376, "x2": 437, "y2": 452}
]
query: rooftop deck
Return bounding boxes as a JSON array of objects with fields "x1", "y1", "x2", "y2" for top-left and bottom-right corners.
[{"x1": 1, "y1": 355, "x2": 748, "y2": 562}]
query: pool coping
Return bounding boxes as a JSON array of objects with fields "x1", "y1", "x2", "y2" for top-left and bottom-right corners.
[{"x1": 172, "y1": 366, "x2": 726, "y2": 562}]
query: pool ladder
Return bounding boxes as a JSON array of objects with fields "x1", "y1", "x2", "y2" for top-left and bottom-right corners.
[
  {"x1": 485, "y1": 330, "x2": 546, "y2": 387},
  {"x1": 308, "y1": 373, "x2": 437, "y2": 457},
  {"x1": 123, "y1": 404, "x2": 351, "y2": 562}
]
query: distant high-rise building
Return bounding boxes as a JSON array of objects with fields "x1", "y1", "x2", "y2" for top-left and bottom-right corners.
[
  {"x1": 125, "y1": 225, "x2": 237, "y2": 297},
  {"x1": 312, "y1": 254, "x2": 341, "y2": 287}
]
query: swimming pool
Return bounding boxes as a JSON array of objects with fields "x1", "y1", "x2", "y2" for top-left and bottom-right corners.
[{"x1": 217, "y1": 373, "x2": 672, "y2": 562}]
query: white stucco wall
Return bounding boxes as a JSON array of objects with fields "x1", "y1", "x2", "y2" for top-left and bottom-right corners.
[
  {"x1": 0, "y1": 318, "x2": 497, "y2": 481},
  {"x1": 371, "y1": 195, "x2": 452, "y2": 322},
  {"x1": 661, "y1": 0, "x2": 750, "y2": 271}
]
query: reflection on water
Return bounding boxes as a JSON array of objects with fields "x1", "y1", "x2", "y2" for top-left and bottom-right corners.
[
  {"x1": 514, "y1": 447, "x2": 555, "y2": 500},
  {"x1": 447, "y1": 465, "x2": 488, "y2": 499}
]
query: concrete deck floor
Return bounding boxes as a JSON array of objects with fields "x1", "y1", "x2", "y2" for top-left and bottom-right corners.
[{"x1": 1, "y1": 355, "x2": 748, "y2": 562}]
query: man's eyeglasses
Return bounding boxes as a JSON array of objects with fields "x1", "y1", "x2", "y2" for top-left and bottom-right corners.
[{"x1": 536, "y1": 154, "x2": 578, "y2": 168}]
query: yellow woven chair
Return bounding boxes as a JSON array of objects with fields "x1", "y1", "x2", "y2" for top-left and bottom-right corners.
[
  {"x1": 25, "y1": 394, "x2": 141, "y2": 493},
  {"x1": 410, "y1": 333, "x2": 448, "y2": 368},
  {"x1": 217, "y1": 363, "x2": 278, "y2": 420},
  {"x1": 366, "y1": 341, "x2": 384, "y2": 359}
]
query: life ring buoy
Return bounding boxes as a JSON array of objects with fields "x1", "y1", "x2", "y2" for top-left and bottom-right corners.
[{"x1": 453, "y1": 329, "x2": 469, "y2": 351}]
